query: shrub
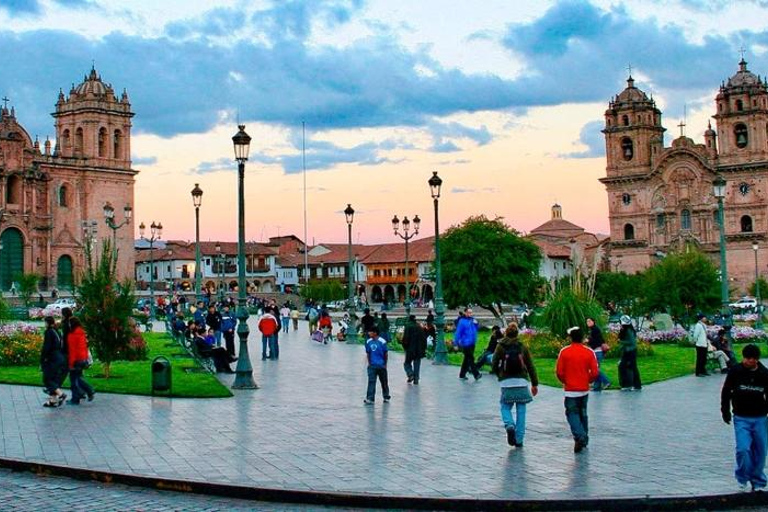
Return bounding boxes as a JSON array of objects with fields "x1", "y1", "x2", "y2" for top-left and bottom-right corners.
[
  {"x1": 538, "y1": 288, "x2": 605, "y2": 338},
  {"x1": 0, "y1": 322, "x2": 43, "y2": 366}
]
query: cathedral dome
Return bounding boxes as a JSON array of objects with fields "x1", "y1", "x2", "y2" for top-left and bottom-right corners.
[
  {"x1": 722, "y1": 58, "x2": 766, "y2": 93},
  {"x1": 72, "y1": 66, "x2": 114, "y2": 99},
  {"x1": 615, "y1": 76, "x2": 650, "y2": 103}
]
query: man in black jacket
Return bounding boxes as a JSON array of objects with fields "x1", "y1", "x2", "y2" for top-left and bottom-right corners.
[
  {"x1": 721, "y1": 344, "x2": 768, "y2": 492},
  {"x1": 401, "y1": 315, "x2": 427, "y2": 384}
]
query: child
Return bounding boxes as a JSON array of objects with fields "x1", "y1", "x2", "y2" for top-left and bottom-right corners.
[{"x1": 364, "y1": 325, "x2": 390, "y2": 404}]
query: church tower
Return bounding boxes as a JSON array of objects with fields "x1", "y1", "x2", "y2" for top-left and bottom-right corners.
[
  {"x1": 602, "y1": 76, "x2": 665, "y2": 177},
  {"x1": 53, "y1": 66, "x2": 133, "y2": 169},
  {"x1": 712, "y1": 58, "x2": 768, "y2": 166}
]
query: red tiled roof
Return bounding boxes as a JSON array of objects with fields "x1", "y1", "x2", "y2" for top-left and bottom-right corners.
[
  {"x1": 530, "y1": 218, "x2": 585, "y2": 238},
  {"x1": 530, "y1": 238, "x2": 571, "y2": 258}
]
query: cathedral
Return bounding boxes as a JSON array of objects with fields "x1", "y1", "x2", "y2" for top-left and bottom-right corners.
[
  {"x1": 0, "y1": 67, "x2": 136, "y2": 291},
  {"x1": 601, "y1": 58, "x2": 768, "y2": 293}
]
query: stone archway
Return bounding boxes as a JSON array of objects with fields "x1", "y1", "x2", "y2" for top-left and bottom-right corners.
[
  {"x1": 371, "y1": 285, "x2": 382, "y2": 302},
  {"x1": 383, "y1": 285, "x2": 395, "y2": 303}
]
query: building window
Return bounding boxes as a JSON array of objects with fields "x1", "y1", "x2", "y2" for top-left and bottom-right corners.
[
  {"x1": 61, "y1": 129, "x2": 70, "y2": 153},
  {"x1": 58, "y1": 185, "x2": 68, "y2": 207},
  {"x1": 681, "y1": 209, "x2": 691, "y2": 230},
  {"x1": 113, "y1": 129, "x2": 122, "y2": 159},
  {"x1": 621, "y1": 137, "x2": 633, "y2": 161},
  {"x1": 622, "y1": 115, "x2": 629, "y2": 126},
  {"x1": 736, "y1": 99, "x2": 744, "y2": 111},
  {"x1": 624, "y1": 223, "x2": 635, "y2": 240},
  {"x1": 98, "y1": 127, "x2": 107, "y2": 157},
  {"x1": 75, "y1": 127, "x2": 83, "y2": 154},
  {"x1": 622, "y1": 193, "x2": 631, "y2": 205},
  {"x1": 656, "y1": 214, "x2": 665, "y2": 228},
  {"x1": 735, "y1": 123, "x2": 748, "y2": 149},
  {"x1": 6, "y1": 174, "x2": 21, "y2": 204},
  {"x1": 741, "y1": 215, "x2": 753, "y2": 233}
]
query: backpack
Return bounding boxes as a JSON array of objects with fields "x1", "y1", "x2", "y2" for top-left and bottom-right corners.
[{"x1": 496, "y1": 343, "x2": 525, "y2": 375}]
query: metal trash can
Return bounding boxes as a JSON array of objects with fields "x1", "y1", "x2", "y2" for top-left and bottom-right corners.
[{"x1": 151, "y1": 356, "x2": 172, "y2": 396}]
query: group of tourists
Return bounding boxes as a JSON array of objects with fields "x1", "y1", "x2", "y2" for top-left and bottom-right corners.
[{"x1": 40, "y1": 307, "x2": 95, "y2": 407}]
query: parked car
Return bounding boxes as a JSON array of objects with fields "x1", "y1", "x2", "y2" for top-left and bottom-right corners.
[
  {"x1": 46, "y1": 297, "x2": 77, "y2": 314},
  {"x1": 729, "y1": 297, "x2": 758, "y2": 310}
]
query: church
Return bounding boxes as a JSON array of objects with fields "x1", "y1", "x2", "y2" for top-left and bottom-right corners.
[
  {"x1": 0, "y1": 68, "x2": 136, "y2": 291},
  {"x1": 601, "y1": 58, "x2": 768, "y2": 293}
]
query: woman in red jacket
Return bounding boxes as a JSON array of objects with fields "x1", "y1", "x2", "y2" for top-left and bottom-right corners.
[{"x1": 67, "y1": 317, "x2": 95, "y2": 405}]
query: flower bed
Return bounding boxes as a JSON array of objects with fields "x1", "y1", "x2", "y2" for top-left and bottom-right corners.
[
  {"x1": 519, "y1": 328, "x2": 653, "y2": 359},
  {"x1": 0, "y1": 322, "x2": 43, "y2": 366}
]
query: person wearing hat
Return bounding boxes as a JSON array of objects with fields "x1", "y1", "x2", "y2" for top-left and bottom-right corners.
[
  {"x1": 618, "y1": 315, "x2": 642, "y2": 391},
  {"x1": 692, "y1": 313, "x2": 710, "y2": 376},
  {"x1": 364, "y1": 325, "x2": 390, "y2": 404},
  {"x1": 556, "y1": 326, "x2": 598, "y2": 453}
]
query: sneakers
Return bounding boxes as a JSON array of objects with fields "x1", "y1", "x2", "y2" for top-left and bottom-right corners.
[
  {"x1": 407, "y1": 376, "x2": 414, "y2": 383},
  {"x1": 363, "y1": 398, "x2": 374, "y2": 405},
  {"x1": 474, "y1": 373, "x2": 482, "y2": 381},
  {"x1": 87, "y1": 392, "x2": 95, "y2": 402},
  {"x1": 603, "y1": 382, "x2": 612, "y2": 390},
  {"x1": 621, "y1": 387, "x2": 633, "y2": 392},
  {"x1": 459, "y1": 376, "x2": 468, "y2": 380},
  {"x1": 506, "y1": 428, "x2": 516, "y2": 447},
  {"x1": 58, "y1": 393, "x2": 67, "y2": 406},
  {"x1": 383, "y1": 397, "x2": 390, "y2": 403},
  {"x1": 738, "y1": 481, "x2": 751, "y2": 493}
]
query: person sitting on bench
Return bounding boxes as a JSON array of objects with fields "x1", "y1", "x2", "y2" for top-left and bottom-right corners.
[{"x1": 193, "y1": 327, "x2": 236, "y2": 373}]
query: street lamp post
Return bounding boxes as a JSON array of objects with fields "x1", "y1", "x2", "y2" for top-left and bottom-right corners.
[
  {"x1": 191, "y1": 184, "x2": 203, "y2": 300},
  {"x1": 215, "y1": 242, "x2": 226, "y2": 304},
  {"x1": 103, "y1": 202, "x2": 132, "y2": 248},
  {"x1": 713, "y1": 175, "x2": 729, "y2": 308},
  {"x1": 428, "y1": 171, "x2": 448, "y2": 364},
  {"x1": 344, "y1": 204, "x2": 357, "y2": 342},
  {"x1": 0, "y1": 208, "x2": 5, "y2": 291},
  {"x1": 392, "y1": 213, "x2": 420, "y2": 316},
  {"x1": 231, "y1": 125, "x2": 258, "y2": 389},
  {"x1": 140, "y1": 221, "x2": 162, "y2": 321},
  {"x1": 754, "y1": 241, "x2": 763, "y2": 329}
]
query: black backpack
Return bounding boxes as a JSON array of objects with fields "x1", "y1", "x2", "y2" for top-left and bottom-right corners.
[{"x1": 497, "y1": 343, "x2": 525, "y2": 375}]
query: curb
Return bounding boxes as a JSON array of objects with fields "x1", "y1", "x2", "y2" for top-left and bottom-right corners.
[{"x1": 0, "y1": 456, "x2": 766, "y2": 511}]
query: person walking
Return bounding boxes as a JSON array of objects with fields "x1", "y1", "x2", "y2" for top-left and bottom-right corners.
[
  {"x1": 492, "y1": 323, "x2": 538, "y2": 448},
  {"x1": 401, "y1": 315, "x2": 427, "y2": 384},
  {"x1": 618, "y1": 315, "x2": 642, "y2": 391},
  {"x1": 556, "y1": 326, "x2": 598, "y2": 453},
  {"x1": 67, "y1": 317, "x2": 95, "y2": 405},
  {"x1": 721, "y1": 344, "x2": 768, "y2": 492},
  {"x1": 364, "y1": 325, "x2": 390, "y2": 404},
  {"x1": 290, "y1": 306, "x2": 300, "y2": 331},
  {"x1": 258, "y1": 310, "x2": 279, "y2": 360},
  {"x1": 280, "y1": 304, "x2": 291, "y2": 333},
  {"x1": 455, "y1": 308, "x2": 481, "y2": 381},
  {"x1": 586, "y1": 317, "x2": 611, "y2": 391},
  {"x1": 41, "y1": 316, "x2": 67, "y2": 407},
  {"x1": 693, "y1": 312, "x2": 710, "y2": 376},
  {"x1": 379, "y1": 312, "x2": 391, "y2": 343},
  {"x1": 476, "y1": 325, "x2": 502, "y2": 372},
  {"x1": 307, "y1": 304, "x2": 320, "y2": 335}
]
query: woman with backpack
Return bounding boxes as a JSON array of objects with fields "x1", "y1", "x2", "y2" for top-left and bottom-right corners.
[{"x1": 491, "y1": 323, "x2": 538, "y2": 448}]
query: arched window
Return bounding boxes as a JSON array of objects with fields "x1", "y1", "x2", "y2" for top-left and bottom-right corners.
[
  {"x1": 61, "y1": 129, "x2": 70, "y2": 154},
  {"x1": 98, "y1": 127, "x2": 107, "y2": 157},
  {"x1": 621, "y1": 137, "x2": 634, "y2": 161},
  {"x1": 58, "y1": 184, "x2": 68, "y2": 207},
  {"x1": 113, "y1": 129, "x2": 122, "y2": 159},
  {"x1": 741, "y1": 215, "x2": 753, "y2": 233},
  {"x1": 735, "y1": 123, "x2": 748, "y2": 149},
  {"x1": 6, "y1": 175, "x2": 21, "y2": 204},
  {"x1": 681, "y1": 209, "x2": 691, "y2": 230},
  {"x1": 622, "y1": 115, "x2": 629, "y2": 126},
  {"x1": 75, "y1": 127, "x2": 83, "y2": 154},
  {"x1": 656, "y1": 214, "x2": 666, "y2": 229},
  {"x1": 623, "y1": 223, "x2": 635, "y2": 240},
  {"x1": 736, "y1": 99, "x2": 744, "y2": 112}
]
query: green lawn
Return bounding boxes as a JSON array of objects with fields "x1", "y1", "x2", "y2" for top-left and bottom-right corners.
[{"x1": 0, "y1": 332, "x2": 233, "y2": 398}]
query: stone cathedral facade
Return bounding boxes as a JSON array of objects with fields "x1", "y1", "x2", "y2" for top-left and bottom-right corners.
[
  {"x1": 601, "y1": 58, "x2": 768, "y2": 293},
  {"x1": 0, "y1": 67, "x2": 136, "y2": 290}
]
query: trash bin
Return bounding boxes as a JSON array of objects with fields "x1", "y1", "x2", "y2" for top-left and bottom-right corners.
[{"x1": 151, "y1": 356, "x2": 172, "y2": 396}]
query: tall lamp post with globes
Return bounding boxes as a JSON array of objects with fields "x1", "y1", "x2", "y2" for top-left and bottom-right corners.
[
  {"x1": 231, "y1": 125, "x2": 258, "y2": 389},
  {"x1": 191, "y1": 184, "x2": 203, "y2": 300},
  {"x1": 713, "y1": 175, "x2": 729, "y2": 308},
  {"x1": 103, "y1": 202, "x2": 132, "y2": 249},
  {"x1": 139, "y1": 221, "x2": 162, "y2": 321},
  {"x1": 428, "y1": 172, "x2": 448, "y2": 364},
  {"x1": 344, "y1": 204, "x2": 357, "y2": 342},
  {"x1": 392, "y1": 213, "x2": 420, "y2": 316},
  {"x1": 753, "y1": 241, "x2": 763, "y2": 329}
]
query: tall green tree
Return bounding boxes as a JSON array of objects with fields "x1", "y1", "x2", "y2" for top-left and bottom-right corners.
[
  {"x1": 76, "y1": 240, "x2": 136, "y2": 378},
  {"x1": 14, "y1": 272, "x2": 41, "y2": 308},
  {"x1": 594, "y1": 270, "x2": 643, "y2": 313},
  {"x1": 639, "y1": 248, "x2": 720, "y2": 322},
  {"x1": 441, "y1": 216, "x2": 543, "y2": 322},
  {"x1": 299, "y1": 279, "x2": 345, "y2": 303}
]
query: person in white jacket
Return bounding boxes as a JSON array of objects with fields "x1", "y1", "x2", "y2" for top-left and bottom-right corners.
[{"x1": 693, "y1": 313, "x2": 710, "y2": 376}]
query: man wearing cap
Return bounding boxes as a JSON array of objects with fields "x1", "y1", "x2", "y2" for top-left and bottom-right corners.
[
  {"x1": 556, "y1": 326, "x2": 599, "y2": 453},
  {"x1": 364, "y1": 325, "x2": 390, "y2": 404},
  {"x1": 693, "y1": 313, "x2": 710, "y2": 376}
]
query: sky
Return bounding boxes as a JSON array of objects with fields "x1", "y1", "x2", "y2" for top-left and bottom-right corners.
[{"x1": 2, "y1": 0, "x2": 768, "y2": 245}]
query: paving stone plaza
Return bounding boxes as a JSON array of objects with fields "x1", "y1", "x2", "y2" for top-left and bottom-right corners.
[{"x1": 0, "y1": 318, "x2": 763, "y2": 509}]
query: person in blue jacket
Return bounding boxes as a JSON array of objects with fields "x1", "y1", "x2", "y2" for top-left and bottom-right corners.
[{"x1": 455, "y1": 308, "x2": 481, "y2": 381}]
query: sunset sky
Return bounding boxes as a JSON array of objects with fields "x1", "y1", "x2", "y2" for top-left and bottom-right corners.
[{"x1": 2, "y1": 0, "x2": 767, "y2": 245}]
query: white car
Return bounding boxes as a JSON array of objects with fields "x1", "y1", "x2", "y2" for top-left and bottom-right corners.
[
  {"x1": 729, "y1": 297, "x2": 758, "y2": 310},
  {"x1": 46, "y1": 298, "x2": 78, "y2": 314}
]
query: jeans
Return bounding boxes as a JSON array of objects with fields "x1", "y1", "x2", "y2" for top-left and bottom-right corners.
[
  {"x1": 619, "y1": 350, "x2": 642, "y2": 389},
  {"x1": 500, "y1": 399, "x2": 527, "y2": 444},
  {"x1": 214, "y1": 330, "x2": 222, "y2": 347},
  {"x1": 403, "y1": 355, "x2": 422, "y2": 383},
  {"x1": 564, "y1": 395, "x2": 589, "y2": 443},
  {"x1": 593, "y1": 351, "x2": 611, "y2": 390},
  {"x1": 475, "y1": 350, "x2": 493, "y2": 370},
  {"x1": 734, "y1": 415, "x2": 768, "y2": 489},
  {"x1": 69, "y1": 364, "x2": 94, "y2": 403},
  {"x1": 281, "y1": 317, "x2": 289, "y2": 333},
  {"x1": 459, "y1": 346, "x2": 480, "y2": 379},
  {"x1": 261, "y1": 334, "x2": 278, "y2": 359},
  {"x1": 366, "y1": 366, "x2": 390, "y2": 401}
]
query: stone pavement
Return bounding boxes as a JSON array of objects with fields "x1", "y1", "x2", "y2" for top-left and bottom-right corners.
[{"x1": 0, "y1": 319, "x2": 756, "y2": 504}]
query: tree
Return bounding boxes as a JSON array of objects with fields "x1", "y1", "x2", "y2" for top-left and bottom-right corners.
[
  {"x1": 76, "y1": 240, "x2": 136, "y2": 378},
  {"x1": 14, "y1": 272, "x2": 41, "y2": 308},
  {"x1": 639, "y1": 248, "x2": 720, "y2": 323},
  {"x1": 441, "y1": 216, "x2": 543, "y2": 322},
  {"x1": 748, "y1": 277, "x2": 768, "y2": 299},
  {"x1": 299, "y1": 279, "x2": 346, "y2": 303},
  {"x1": 593, "y1": 270, "x2": 644, "y2": 316}
]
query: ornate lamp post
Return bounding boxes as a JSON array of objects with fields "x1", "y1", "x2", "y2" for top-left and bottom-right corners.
[
  {"x1": 139, "y1": 221, "x2": 162, "y2": 321},
  {"x1": 215, "y1": 242, "x2": 226, "y2": 303},
  {"x1": 191, "y1": 183, "x2": 203, "y2": 300},
  {"x1": 428, "y1": 171, "x2": 448, "y2": 364},
  {"x1": 231, "y1": 125, "x2": 258, "y2": 389},
  {"x1": 103, "y1": 202, "x2": 132, "y2": 247},
  {"x1": 754, "y1": 241, "x2": 763, "y2": 329},
  {"x1": 713, "y1": 175, "x2": 729, "y2": 308},
  {"x1": 344, "y1": 204, "x2": 357, "y2": 342},
  {"x1": 392, "y1": 213, "x2": 420, "y2": 316}
]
